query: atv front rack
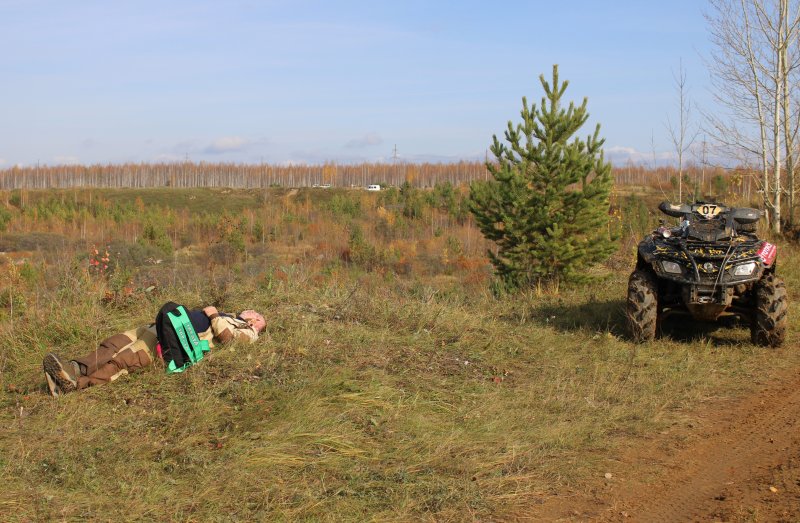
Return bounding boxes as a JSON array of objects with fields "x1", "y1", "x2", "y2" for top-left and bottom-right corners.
[{"x1": 658, "y1": 237, "x2": 763, "y2": 286}]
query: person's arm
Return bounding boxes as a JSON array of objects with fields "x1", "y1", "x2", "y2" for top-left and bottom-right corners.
[{"x1": 203, "y1": 306, "x2": 258, "y2": 344}]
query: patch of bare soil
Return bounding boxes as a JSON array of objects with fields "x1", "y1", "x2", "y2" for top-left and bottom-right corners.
[{"x1": 537, "y1": 366, "x2": 800, "y2": 522}]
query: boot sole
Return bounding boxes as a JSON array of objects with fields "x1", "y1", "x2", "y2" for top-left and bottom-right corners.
[
  {"x1": 43, "y1": 354, "x2": 77, "y2": 394},
  {"x1": 44, "y1": 371, "x2": 60, "y2": 397}
]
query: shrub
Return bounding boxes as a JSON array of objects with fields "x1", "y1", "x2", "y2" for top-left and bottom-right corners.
[
  {"x1": 140, "y1": 222, "x2": 174, "y2": 256},
  {"x1": 108, "y1": 240, "x2": 168, "y2": 268},
  {"x1": 345, "y1": 224, "x2": 384, "y2": 271},
  {"x1": 712, "y1": 174, "x2": 728, "y2": 196},
  {"x1": 620, "y1": 194, "x2": 652, "y2": 240},
  {"x1": 0, "y1": 205, "x2": 12, "y2": 231},
  {"x1": 326, "y1": 194, "x2": 362, "y2": 219},
  {"x1": 0, "y1": 232, "x2": 71, "y2": 253},
  {"x1": 400, "y1": 182, "x2": 424, "y2": 219}
]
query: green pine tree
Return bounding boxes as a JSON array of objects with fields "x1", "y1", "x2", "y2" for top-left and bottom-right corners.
[{"x1": 469, "y1": 65, "x2": 616, "y2": 289}]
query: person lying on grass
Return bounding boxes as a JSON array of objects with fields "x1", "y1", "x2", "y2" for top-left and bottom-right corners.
[{"x1": 42, "y1": 302, "x2": 267, "y2": 397}]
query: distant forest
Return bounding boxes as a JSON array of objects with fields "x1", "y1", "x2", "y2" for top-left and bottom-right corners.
[
  {"x1": 0, "y1": 161, "x2": 486, "y2": 189},
  {"x1": 0, "y1": 160, "x2": 746, "y2": 194}
]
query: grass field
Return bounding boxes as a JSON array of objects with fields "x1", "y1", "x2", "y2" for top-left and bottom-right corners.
[{"x1": 0, "y1": 187, "x2": 796, "y2": 520}]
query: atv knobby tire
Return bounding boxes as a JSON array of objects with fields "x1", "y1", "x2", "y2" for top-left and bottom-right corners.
[
  {"x1": 627, "y1": 270, "x2": 658, "y2": 343},
  {"x1": 751, "y1": 273, "x2": 788, "y2": 347}
]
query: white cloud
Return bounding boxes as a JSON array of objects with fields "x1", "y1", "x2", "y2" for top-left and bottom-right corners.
[
  {"x1": 0, "y1": 158, "x2": 6, "y2": 166},
  {"x1": 54, "y1": 155, "x2": 80, "y2": 165},
  {"x1": 345, "y1": 132, "x2": 383, "y2": 148},
  {"x1": 606, "y1": 145, "x2": 674, "y2": 166},
  {"x1": 203, "y1": 136, "x2": 250, "y2": 154},
  {"x1": 606, "y1": 146, "x2": 638, "y2": 156}
]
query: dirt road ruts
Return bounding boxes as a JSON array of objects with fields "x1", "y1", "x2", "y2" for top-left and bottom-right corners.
[{"x1": 539, "y1": 366, "x2": 800, "y2": 522}]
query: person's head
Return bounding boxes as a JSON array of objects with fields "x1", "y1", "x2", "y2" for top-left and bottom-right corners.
[{"x1": 239, "y1": 310, "x2": 266, "y2": 333}]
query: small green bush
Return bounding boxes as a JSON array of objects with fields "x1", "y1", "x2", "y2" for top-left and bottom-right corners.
[
  {"x1": 0, "y1": 205, "x2": 12, "y2": 231},
  {"x1": 326, "y1": 194, "x2": 362, "y2": 219},
  {"x1": 347, "y1": 224, "x2": 384, "y2": 270},
  {"x1": 140, "y1": 222, "x2": 174, "y2": 256}
]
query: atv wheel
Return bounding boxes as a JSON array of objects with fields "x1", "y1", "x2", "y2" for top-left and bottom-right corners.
[
  {"x1": 751, "y1": 274, "x2": 788, "y2": 347},
  {"x1": 626, "y1": 270, "x2": 658, "y2": 343}
]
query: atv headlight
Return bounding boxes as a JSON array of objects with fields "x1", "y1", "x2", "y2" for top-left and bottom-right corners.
[
  {"x1": 732, "y1": 262, "x2": 757, "y2": 276},
  {"x1": 661, "y1": 260, "x2": 683, "y2": 274}
]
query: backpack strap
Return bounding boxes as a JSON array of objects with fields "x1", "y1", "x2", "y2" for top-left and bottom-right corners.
[{"x1": 165, "y1": 306, "x2": 210, "y2": 374}]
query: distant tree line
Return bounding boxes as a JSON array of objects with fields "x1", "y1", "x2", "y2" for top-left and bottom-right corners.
[
  {"x1": 0, "y1": 160, "x2": 749, "y2": 195},
  {"x1": 0, "y1": 161, "x2": 489, "y2": 190}
]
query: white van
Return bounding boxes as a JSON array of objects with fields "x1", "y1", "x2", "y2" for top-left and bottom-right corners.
[{"x1": 367, "y1": 184, "x2": 381, "y2": 191}]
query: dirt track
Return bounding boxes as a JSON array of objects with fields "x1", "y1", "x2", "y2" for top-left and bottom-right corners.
[{"x1": 540, "y1": 366, "x2": 800, "y2": 522}]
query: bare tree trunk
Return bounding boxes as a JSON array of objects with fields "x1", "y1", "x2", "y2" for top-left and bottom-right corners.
[
  {"x1": 771, "y1": 0, "x2": 785, "y2": 233},
  {"x1": 744, "y1": 0, "x2": 773, "y2": 227},
  {"x1": 782, "y1": 6, "x2": 796, "y2": 227},
  {"x1": 781, "y1": 0, "x2": 800, "y2": 226},
  {"x1": 667, "y1": 59, "x2": 697, "y2": 202}
]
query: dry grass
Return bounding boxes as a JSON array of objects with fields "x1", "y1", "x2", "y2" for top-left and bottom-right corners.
[{"x1": 1, "y1": 188, "x2": 798, "y2": 520}]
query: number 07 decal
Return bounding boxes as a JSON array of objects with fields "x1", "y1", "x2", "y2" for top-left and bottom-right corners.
[{"x1": 694, "y1": 204, "x2": 722, "y2": 218}]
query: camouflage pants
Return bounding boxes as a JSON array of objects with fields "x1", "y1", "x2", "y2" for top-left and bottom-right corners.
[{"x1": 72, "y1": 325, "x2": 157, "y2": 389}]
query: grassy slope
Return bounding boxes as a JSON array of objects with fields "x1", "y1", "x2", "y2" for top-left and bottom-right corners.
[{"x1": 1, "y1": 190, "x2": 798, "y2": 521}]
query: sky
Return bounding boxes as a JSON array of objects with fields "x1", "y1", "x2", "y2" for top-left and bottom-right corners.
[{"x1": 0, "y1": 0, "x2": 714, "y2": 168}]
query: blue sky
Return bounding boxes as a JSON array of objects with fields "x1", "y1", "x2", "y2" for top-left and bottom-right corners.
[{"x1": 0, "y1": 0, "x2": 712, "y2": 167}]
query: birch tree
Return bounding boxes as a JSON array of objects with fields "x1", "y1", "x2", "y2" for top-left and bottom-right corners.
[
  {"x1": 704, "y1": 0, "x2": 800, "y2": 233},
  {"x1": 666, "y1": 59, "x2": 699, "y2": 202}
]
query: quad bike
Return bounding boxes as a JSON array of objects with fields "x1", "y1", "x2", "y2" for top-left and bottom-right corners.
[{"x1": 626, "y1": 201, "x2": 788, "y2": 347}]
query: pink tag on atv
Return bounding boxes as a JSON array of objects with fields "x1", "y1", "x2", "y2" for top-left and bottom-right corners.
[
  {"x1": 757, "y1": 242, "x2": 777, "y2": 266},
  {"x1": 156, "y1": 343, "x2": 163, "y2": 360}
]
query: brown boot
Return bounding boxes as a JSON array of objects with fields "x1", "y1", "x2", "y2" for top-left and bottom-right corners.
[{"x1": 43, "y1": 353, "x2": 78, "y2": 396}]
